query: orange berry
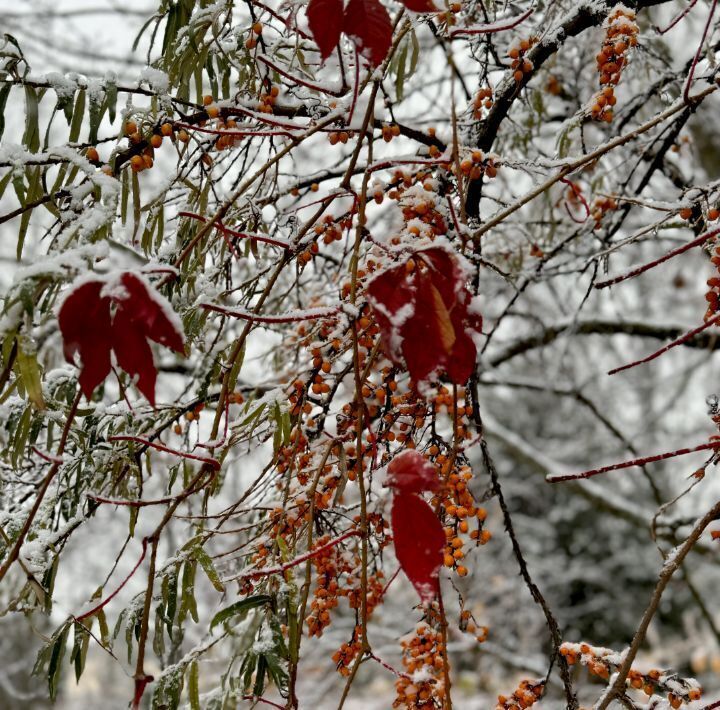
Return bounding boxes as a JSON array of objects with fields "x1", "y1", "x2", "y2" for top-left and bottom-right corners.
[
  {"x1": 86, "y1": 147, "x2": 99, "y2": 162},
  {"x1": 150, "y1": 134, "x2": 163, "y2": 149},
  {"x1": 124, "y1": 120, "x2": 137, "y2": 136},
  {"x1": 252, "y1": 21, "x2": 263, "y2": 34}
]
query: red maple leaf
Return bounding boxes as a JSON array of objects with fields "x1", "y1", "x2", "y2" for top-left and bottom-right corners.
[
  {"x1": 306, "y1": 0, "x2": 344, "y2": 61},
  {"x1": 342, "y1": 0, "x2": 393, "y2": 68},
  {"x1": 58, "y1": 272, "x2": 185, "y2": 404},
  {"x1": 386, "y1": 449, "x2": 441, "y2": 494},
  {"x1": 391, "y1": 491, "x2": 445, "y2": 604},
  {"x1": 306, "y1": 0, "x2": 393, "y2": 68},
  {"x1": 366, "y1": 247, "x2": 482, "y2": 385}
]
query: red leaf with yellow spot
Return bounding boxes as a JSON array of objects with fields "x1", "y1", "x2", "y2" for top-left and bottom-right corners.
[{"x1": 366, "y1": 247, "x2": 482, "y2": 385}]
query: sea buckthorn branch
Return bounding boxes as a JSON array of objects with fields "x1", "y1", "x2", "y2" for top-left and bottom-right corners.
[
  {"x1": 561, "y1": 642, "x2": 703, "y2": 707},
  {"x1": 472, "y1": 83, "x2": 717, "y2": 240},
  {"x1": 546, "y1": 440, "x2": 720, "y2": 483},
  {"x1": 487, "y1": 317, "x2": 720, "y2": 368},
  {"x1": 594, "y1": 499, "x2": 720, "y2": 709},
  {"x1": 595, "y1": 227, "x2": 720, "y2": 288},
  {"x1": 74, "y1": 537, "x2": 149, "y2": 623},
  {"x1": 0, "y1": 389, "x2": 82, "y2": 586},
  {"x1": 464, "y1": 0, "x2": 694, "y2": 217},
  {"x1": 470, "y1": 383, "x2": 579, "y2": 709}
]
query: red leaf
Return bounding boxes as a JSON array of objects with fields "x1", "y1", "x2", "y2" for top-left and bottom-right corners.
[
  {"x1": 386, "y1": 450, "x2": 441, "y2": 493},
  {"x1": 116, "y1": 274, "x2": 185, "y2": 354},
  {"x1": 342, "y1": 0, "x2": 393, "y2": 68},
  {"x1": 307, "y1": 0, "x2": 344, "y2": 61},
  {"x1": 112, "y1": 306, "x2": 158, "y2": 405},
  {"x1": 58, "y1": 280, "x2": 112, "y2": 399},
  {"x1": 398, "y1": 0, "x2": 437, "y2": 12},
  {"x1": 58, "y1": 273, "x2": 185, "y2": 403},
  {"x1": 366, "y1": 247, "x2": 482, "y2": 385},
  {"x1": 391, "y1": 492, "x2": 445, "y2": 604}
]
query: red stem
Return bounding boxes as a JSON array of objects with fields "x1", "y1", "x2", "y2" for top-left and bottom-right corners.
[
  {"x1": 684, "y1": 0, "x2": 717, "y2": 104},
  {"x1": 173, "y1": 121, "x2": 295, "y2": 138},
  {"x1": 239, "y1": 530, "x2": 361, "y2": 580},
  {"x1": 87, "y1": 472, "x2": 214, "y2": 507},
  {"x1": 448, "y1": 6, "x2": 535, "y2": 37},
  {"x1": 75, "y1": 538, "x2": 148, "y2": 621},
  {"x1": 560, "y1": 177, "x2": 590, "y2": 222},
  {"x1": 179, "y1": 211, "x2": 291, "y2": 249},
  {"x1": 257, "y1": 54, "x2": 345, "y2": 97},
  {"x1": 546, "y1": 441, "x2": 720, "y2": 483},
  {"x1": 655, "y1": 0, "x2": 698, "y2": 34},
  {"x1": 200, "y1": 302, "x2": 339, "y2": 323},
  {"x1": 595, "y1": 227, "x2": 720, "y2": 289},
  {"x1": 608, "y1": 312, "x2": 720, "y2": 375},
  {"x1": 108, "y1": 435, "x2": 221, "y2": 470}
]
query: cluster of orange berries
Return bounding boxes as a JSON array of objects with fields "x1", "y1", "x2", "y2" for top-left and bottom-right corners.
[
  {"x1": 704, "y1": 244, "x2": 720, "y2": 322},
  {"x1": 331, "y1": 627, "x2": 363, "y2": 675},
  {"x1": 391, "y1": 179, "x2": 448, "y2": 242},
  {"x1": 589, "y1": 6, "x2": 638, "y2": 121},
  {"x1": 496, "y1": 679, "x2": 544, "y2": 709},
  {"x1": 257, "y1": 84, "x2": 279, "y2": 113},
  {"x1": 381, "y1": 123, "x2": 402, "y2": 142},
  {"x1": 436, "y1": 2, "x2": 462, "y2": 27},
  {"x1": 459, "y1": 608, "x2": 488, "y2": 644},
  {"x1": 560, "y1": 643, "x2": 702, "y2": 707},
  {"x1": 328, "y1": 130, "x2": 353, "y2": 145},
  {"x1": 508, "y1": 37, "x2": 538, "y2": 84},
  {"x1": 435, "y1": 461, "x2": 490, "y2": 577},
  {"x1": 458, "y1": 149, "x2": 499, "y2": 181},
  {"x1": 244, "y1": 21, "x2": 263, "y2": 50},
  {"x1": 590, "y1": 195, "x2": 618, "y2": 228},
  {"x1": 123, "y1": 118, "x2": 188, "y2": 173},
  {"x1": 472, "y1": 87, "x2": 493, "y2": 119},
  {"x1": 394, "y1": 619, "x2": 446, "y2": 708},
  {"x1": 305, "y1": 535, "x2": 386, "y2": 638},
  {"x1": 313, "y1": 214, "x2": 351, "y2": 244},
  {"x1": 306, "y1": 534, "x2": 357, "y2": 637}
]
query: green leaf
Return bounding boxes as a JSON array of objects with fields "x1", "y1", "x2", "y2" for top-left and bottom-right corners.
[
  {"x1": 106, "y1": 80, "x2": 117, "y2": 124},
  {"x1": 47, "y1": 623, "x2": 70, "y2": 700},
  {"x1": 70, "y1": 622, "x2": 91, "y2": 682},
  {"x1": 188, "y1": 659, "x2": 200, "y2": 710},
  {"x1": 15, "y1": 335, "x2": 44, "y2": 409},
  {"x1": 209, "y1": 594, "x2": 271, "y2": 633},
  {"x1": 88, "y1": 92, "x2": 105, "y2": 145},
  {"x1": 22, "y1": 86, "x2": 40, "y2": 152},
  {"x1": 0, "y1": 83, "x2": 11, "y2": 141},
  {"x1": 195, "y1": 546, "x2": 225, "y2": 592},
  {"x1": 68, "y1": 89, "x2": 85, "y2": 143}
]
